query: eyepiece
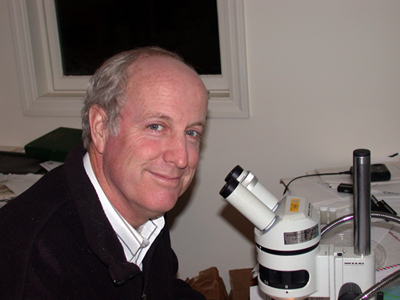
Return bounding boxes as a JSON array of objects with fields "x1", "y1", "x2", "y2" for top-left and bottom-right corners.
[
  {"x1": 225, "y1": 165, "x2": 244, "y2": 182},
  {"x1": 219, "y1": 177, "x2": 276, "y2": 231},
  {"x1": 222, "y1": 165, "x2": 279, "y2": 211},
  {"x1": 219, "y1": 178, "x2": 239, "y2": 198}
]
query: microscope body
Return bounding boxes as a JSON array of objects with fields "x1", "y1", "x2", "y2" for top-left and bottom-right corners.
[
  {"x1": 255, "y1": 195, "x2": 375, "y2": 300},
  {"x1": 312, "y1": 244, "x2": 375, "y2": 299},
  {"x1": 220, "y1": 157, "x2": 375, "y2": 300}
]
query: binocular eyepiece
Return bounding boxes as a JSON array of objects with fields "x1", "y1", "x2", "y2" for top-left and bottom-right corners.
[{"x1": 220, "y1": 165, "x2": 279, "y2": 232}]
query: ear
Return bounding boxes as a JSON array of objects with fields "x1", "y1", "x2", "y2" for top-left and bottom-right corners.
[{"x1": 88, "y1": 105, "x2": 108, "y2": 154}]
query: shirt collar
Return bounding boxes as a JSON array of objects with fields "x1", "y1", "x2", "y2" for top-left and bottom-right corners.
[{"x1": 83, "y1": 153, "x2": 164, "y2": 268}]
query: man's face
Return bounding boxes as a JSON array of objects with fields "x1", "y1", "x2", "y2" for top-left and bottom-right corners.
[{"x1": 96, "y1": 56, "x2": 208, "y2": 225}]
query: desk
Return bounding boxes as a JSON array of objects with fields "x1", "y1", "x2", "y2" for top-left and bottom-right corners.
[{"x1": 0, "y1": 151, "x2": 61, "y2": 207}]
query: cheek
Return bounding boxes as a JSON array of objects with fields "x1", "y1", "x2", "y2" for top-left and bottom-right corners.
[
  {"x1": 188, "y1": 146, "x2": 200, "y2": 167},
  {"x1": 106, "y1": 132, "x2": 159, "y2": 161},
  {"x1": 101, "y1": 136, "x2": 140, "y2": 182},
  {"x1": 183, "y1": 147, "x2": 200, "y2": 187}
]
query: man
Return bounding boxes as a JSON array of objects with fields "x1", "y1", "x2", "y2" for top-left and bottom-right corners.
[{"x1": 0, "y1": 47, "x2": 208, "y2": 299}]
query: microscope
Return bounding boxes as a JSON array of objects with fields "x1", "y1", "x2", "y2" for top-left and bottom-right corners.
[{"x1": 220, "y1": 150, "x2": 376, "y2": 300}]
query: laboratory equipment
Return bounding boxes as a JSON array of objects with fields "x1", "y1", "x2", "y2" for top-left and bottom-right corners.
[{"x1": 219, "y1": 149, "x2": 382, "y2": 300}]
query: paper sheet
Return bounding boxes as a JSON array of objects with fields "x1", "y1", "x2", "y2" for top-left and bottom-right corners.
[{"x1": 0, "y1": 173, "x2": 42, "y2": 197}]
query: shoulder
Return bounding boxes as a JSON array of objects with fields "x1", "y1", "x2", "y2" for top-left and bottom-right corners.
[
  {"x1": 0, "y1": 167, "x2": 81, "y2": 297},
  {"x1": 0, "y1": 144, "x2": 90, "y2": 260}
]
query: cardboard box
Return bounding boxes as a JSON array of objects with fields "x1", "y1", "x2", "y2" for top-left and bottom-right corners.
[{"x1": 229, "y1": 268, "x2": 257, "y2": 300}]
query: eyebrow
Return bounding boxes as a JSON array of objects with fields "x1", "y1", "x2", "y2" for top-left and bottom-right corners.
[
  {"x1": 189, "y1": 120, "x2": 206, "y2": 128},
  {"x1": 146, "y1": 113, "x2": 172, "y2": 121},
  {"x1": 145, "y1": 113, "x2": 205, "y2": 128}
]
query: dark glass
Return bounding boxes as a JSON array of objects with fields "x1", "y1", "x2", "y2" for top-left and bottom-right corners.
[{"x1": 54, "y1": 0, "x2": 221, "y2": 76}]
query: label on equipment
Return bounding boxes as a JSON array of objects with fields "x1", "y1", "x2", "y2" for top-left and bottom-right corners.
[
  {"x1": 289, "y1": 198, "x2": 300, "y2": 212},
  {"x1": 284, "y1": 224, "x2": 319, "y2": 245}
]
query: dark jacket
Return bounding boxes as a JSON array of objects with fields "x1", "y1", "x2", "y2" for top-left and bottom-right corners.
[{"x1": 0, "y1": 144, "x2": 205, "y2": 300}]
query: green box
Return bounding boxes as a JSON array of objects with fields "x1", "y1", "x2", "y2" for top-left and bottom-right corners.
[{"x1": 24, "y1": 127, "x2": 82, "y2": 162}]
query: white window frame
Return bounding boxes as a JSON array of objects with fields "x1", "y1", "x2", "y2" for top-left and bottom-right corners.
[{"x1": 8, "y1": 0, "x2": 249, "y2": 118}]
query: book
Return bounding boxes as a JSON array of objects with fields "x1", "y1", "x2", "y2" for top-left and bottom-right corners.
[{"x1": 24, "y1": 127, "x2": 82, "y2": 162}]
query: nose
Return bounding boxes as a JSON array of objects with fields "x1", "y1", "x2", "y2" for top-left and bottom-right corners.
[{"x1": 164, "y1": 134, "x2": 189, "y2": 169}]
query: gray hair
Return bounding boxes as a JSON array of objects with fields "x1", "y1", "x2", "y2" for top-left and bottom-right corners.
[{"x1": 81, "y1": 46, "x2": 187, "y2": 149}]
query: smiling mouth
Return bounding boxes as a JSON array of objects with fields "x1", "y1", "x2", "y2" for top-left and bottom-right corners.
[{"x1": 149, "y1": 171, "x2": 182, "y2": 185}]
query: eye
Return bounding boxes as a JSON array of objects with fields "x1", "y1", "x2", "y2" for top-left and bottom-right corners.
[
  {"x1": 185, "y1": 130, "x2": 198, "y2": 137},
  {"x1": 149, "y1": 124, "x2": 164, "y2": 131},
  {"x1": 185, "y1": 130, "x2": 202, "y2": 140}
]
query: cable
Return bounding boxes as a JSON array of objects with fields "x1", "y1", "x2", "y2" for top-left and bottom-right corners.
[{"x1": 282, "y1": 171, "x2": 351, "y2": 195}]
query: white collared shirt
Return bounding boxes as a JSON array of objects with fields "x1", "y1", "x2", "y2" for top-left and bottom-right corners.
[{"x1": 83, "y1": 153, "x2": 164, "y2": 269}]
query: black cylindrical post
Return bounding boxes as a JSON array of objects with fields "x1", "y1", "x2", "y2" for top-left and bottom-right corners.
[{"x1": 353, "y1": 149, "x2": 371, "y2": 256}]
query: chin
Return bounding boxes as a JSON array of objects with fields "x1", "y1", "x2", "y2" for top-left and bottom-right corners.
[{"x1": 149, "y1": 194, "x2": 179, "y2": 214}]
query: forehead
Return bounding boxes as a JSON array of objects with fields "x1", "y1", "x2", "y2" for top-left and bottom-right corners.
[
  {"x1": 128, "y1": 55, "x2": 203, "y2": 89},
  {"x1": 123, "y1": 56, "x2": 208, "y2": 117}
]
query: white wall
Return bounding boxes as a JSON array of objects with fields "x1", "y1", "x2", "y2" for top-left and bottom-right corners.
[{"x1": 1, "y1": 0, "x2": 400, "y2": 289}]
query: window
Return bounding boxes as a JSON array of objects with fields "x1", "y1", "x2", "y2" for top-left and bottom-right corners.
[
  {"x1": 54, "y1": 0, "x2": 222, "y2": 77},
  {"x1": 9, "y1": 0, "x2": 249, "y2": 118}
]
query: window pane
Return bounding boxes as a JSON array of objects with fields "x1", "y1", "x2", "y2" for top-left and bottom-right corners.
[{"x1": 54, "y1": 0, "x2": 221, "y2": 76}]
